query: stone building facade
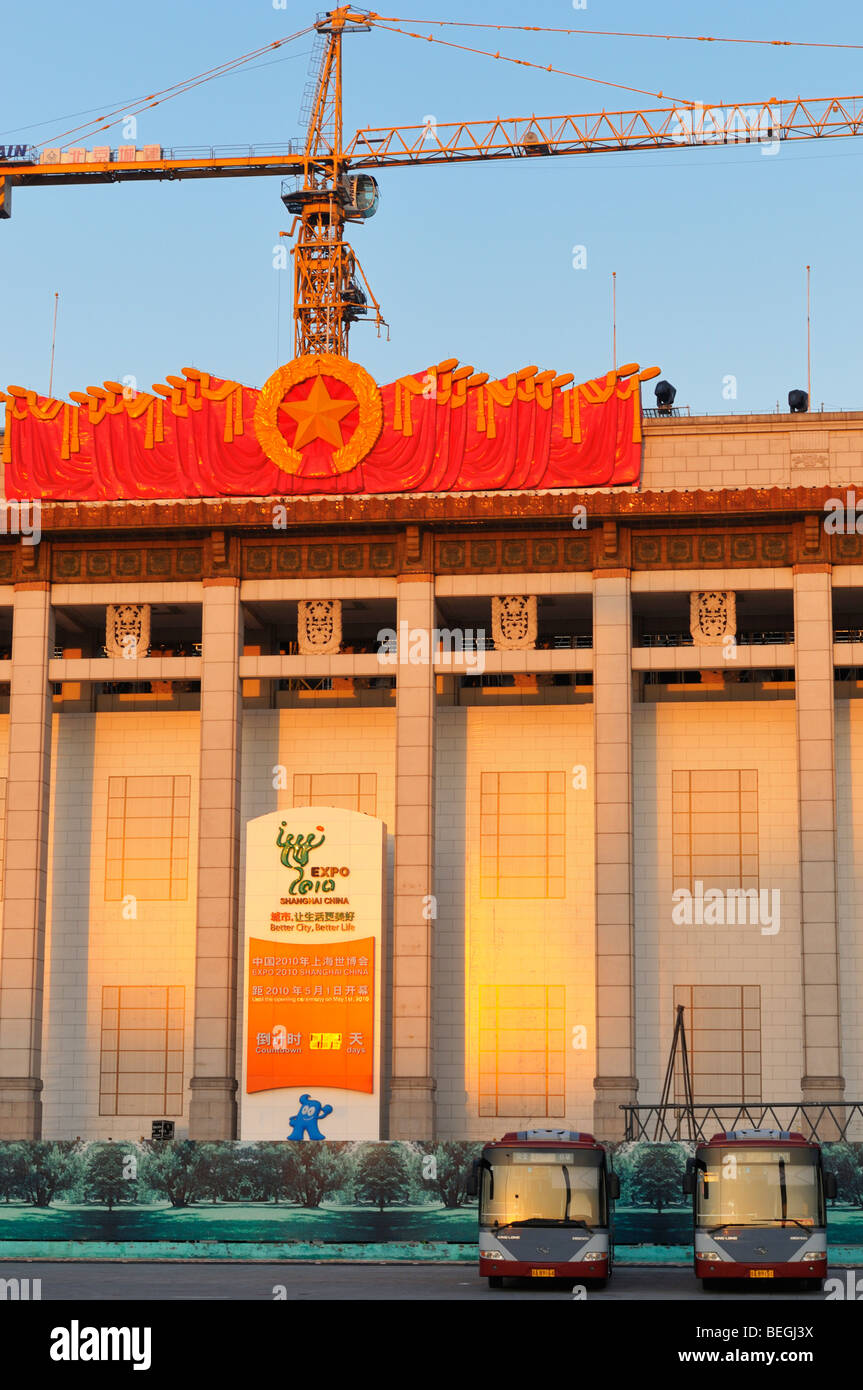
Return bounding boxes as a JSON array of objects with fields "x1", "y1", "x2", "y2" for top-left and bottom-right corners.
[{"x1": 0, "y1": 406, "x2": 862, "y2": 1141}]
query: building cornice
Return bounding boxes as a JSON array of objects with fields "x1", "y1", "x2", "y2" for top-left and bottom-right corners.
[
  {"x1": 0, "y1": 481, "x2": 856, "y2": 535},
  {"x1": 0, "y1": 484, "x2": 856, "y2": 584}
]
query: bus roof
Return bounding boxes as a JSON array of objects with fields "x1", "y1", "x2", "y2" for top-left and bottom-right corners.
[
  {"x1": 484, "y1": 1129, "x2": 604, "y2": 1151},
  {"x1": 698, "y1": 1128, "x2": 818, "y2": 1149}
]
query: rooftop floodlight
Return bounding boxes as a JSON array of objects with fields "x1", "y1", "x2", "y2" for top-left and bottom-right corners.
[
  {"x1": 788, "y1": 389, "x2": 809, "y2": 412},
  {"x1": 655, "y1": 379, "x2": 677, "y2": 415}
]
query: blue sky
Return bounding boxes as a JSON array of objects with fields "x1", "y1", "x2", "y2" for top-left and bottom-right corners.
[{"x1": 2, "y1": 0, "x2": 863, "y2": 415}]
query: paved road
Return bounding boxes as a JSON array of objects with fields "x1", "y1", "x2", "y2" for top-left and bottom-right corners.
[{"x1": 0, "y1": 1262, "x2": 840, "y2": 1300}]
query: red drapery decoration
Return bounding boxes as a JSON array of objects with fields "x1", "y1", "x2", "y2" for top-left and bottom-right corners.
[{"x1": 1, "y1": 359, "x2": 651, "y2": 500}]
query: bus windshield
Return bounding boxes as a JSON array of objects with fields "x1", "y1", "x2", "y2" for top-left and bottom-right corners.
[
  {"x1": 479, "y1": 1149, "x2": 606, "y2": 1230},
  {"x1": 695, "y1": 1146, "x2": 824, "y2": 1229}
]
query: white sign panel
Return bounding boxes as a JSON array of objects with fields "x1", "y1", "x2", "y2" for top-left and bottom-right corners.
[{"x1": 240, "y1": 807, "x2": 385, "y2": 1140}]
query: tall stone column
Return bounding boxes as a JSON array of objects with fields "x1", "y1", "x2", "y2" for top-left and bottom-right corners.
[
  {"x1": 388, "y1": 577, "x2": 436, "y2": 1137},
  {"x1": 188, "y1": 579, "x2": 243, "y2": 1138},
  {"x1": 793, "y1": 565, "x2": 844, "y2": 1108},
  {"x1": 592, "y1": 571, "x2": 637, "y2": 1138},
  {"x1": 0, "y1": 583, "x2": 54, "y2": 1138}
]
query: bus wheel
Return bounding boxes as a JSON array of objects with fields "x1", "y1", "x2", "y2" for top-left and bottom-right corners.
[
  {"x1": 488, "y1": 1276, "x2": 503, "y2": 1289},
  {"x1": 701, "y1": 1278, "x2": 721, "y2": 1291},
  {"x1": 589, "y1": 1277, "x2": 608, "y2": 1291}
]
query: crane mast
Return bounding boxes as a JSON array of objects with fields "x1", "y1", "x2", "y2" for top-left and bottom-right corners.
[{"x1": 284, "y1": 7, "x2": 385, "y2": 356}]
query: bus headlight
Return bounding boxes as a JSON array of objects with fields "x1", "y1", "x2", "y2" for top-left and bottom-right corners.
[
  {"x1": 700, "y1": 1252, "x2": 723, "y2": 1262},
  {"x1": 482, "y1": 1250, "x2": 506, "y2": 1260},
  {"x1": 583, "y1": 1252, "x2": 606, "y2": 1262},
  {"x1": 806, "y1": 1251, "x2": 826, "y2": 1261}
]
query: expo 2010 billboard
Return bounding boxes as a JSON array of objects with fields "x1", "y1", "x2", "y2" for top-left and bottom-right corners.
[{"x1": 240, "y1": 807, "x2": 386, "y2": 1140}]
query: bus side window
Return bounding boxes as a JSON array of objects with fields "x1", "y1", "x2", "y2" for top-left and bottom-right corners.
[
  {"x1": 700, "y1": 1163, "x2": 710, "y2": 1202},
  {"x1": 682, "y1": 1159, "x2": 696, "y2": 1197}
]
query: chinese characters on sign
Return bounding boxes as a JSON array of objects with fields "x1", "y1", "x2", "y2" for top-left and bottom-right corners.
[{"x1": 247, "y1": 939, "x2": 375, "y2": 1094}]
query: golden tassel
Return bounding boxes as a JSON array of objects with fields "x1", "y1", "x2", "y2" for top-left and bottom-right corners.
[
  {"x1": 477, "y1": 386, "x2": 486, "y2": 433},
  {"x1": 632, "y1": 392, "x2": 643, "y2": 444},
  {"x1": 145, "y1": 401, "x2": 154, "y2": 450},
  {"x1": 234, "y1": 384, "x2": 244, "y2": 436},
  {"x1": 61, "y1": 404, "x2": 70, "y2": 461},
  {"x1": 155, "y1": 398, "x2": 164, "y2": 443},
  {"x1": 2, "y1": 410, "x2": 11, "y2": 465},
  {"x1": 394, "y1": 381, "x2": 402, "y2": 432}
]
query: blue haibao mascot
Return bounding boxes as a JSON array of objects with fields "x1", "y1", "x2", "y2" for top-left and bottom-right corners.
[{"x1": 288, "y1": 1095, "x2": 333, "y2": 1141}]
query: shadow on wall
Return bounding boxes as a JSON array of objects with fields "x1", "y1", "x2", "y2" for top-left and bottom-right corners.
[
  {"x1": 834, "y1": 703, "x2": 863, "y2": 1101},
  {"x1": 238, "y1": 709, "x2": 283, "y2": 1137},
  {"x1": 43, "y1": 712, "x2": 97, "y2": 1128},
  {"x1": 433, "y1": 709, "x2": 468, "y2": 1133}
]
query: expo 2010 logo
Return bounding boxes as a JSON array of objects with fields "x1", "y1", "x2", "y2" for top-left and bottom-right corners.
[{"x1": 276, "y1": 824, "x2": 327, "y2": 895}]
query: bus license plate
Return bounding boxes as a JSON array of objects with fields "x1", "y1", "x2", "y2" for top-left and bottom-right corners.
[
  {"x1": 749, "y1": 1270, "x2": 774, "y2": 1278},
  {"x1": 531, "y1": 1269, "x2": 555, "y2": 1277}
]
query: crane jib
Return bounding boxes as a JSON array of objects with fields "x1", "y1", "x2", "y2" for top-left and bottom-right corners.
[{"x1": 3, "y1": 53, "x2": 863, "y2": 355}]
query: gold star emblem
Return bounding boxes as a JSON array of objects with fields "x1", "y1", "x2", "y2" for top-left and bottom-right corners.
[
  {"x1": 255, "y1": 354, "x2": 382, "y2": 477},
  {"x1": 279, "y1": 375, "x2": 356, "y2": 450}
]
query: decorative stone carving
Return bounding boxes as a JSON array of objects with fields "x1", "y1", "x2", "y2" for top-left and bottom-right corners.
[
  {"x1": 298, "y1": 598, "x2": 342, "y2": 655},
  {"x1": 690, "y1": 590, "x2": 736, "y2": 645},
  {"x1": 105, "y1": 603, "x2": 150, "y2": 659},
  {"x1": 491, "y1": 595, "x2": 537, "y2": 650}
]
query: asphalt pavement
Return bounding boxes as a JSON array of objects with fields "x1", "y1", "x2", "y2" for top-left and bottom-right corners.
[{"x1": 0, "y1": 1261, "x2": 840, "y2": 1300}]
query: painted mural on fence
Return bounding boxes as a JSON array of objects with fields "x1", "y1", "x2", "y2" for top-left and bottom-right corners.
[
  {"x1": 0, "y1": 1140, "x2": 482, "y2": 1243},
  {"x1": 1, "y1": 1141, "x2": 863, "y2": 1247}
]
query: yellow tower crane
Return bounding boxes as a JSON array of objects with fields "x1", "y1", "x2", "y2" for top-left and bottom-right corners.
[{"x1": 2, "y1": 7, "x2": 863, "y2": 357}]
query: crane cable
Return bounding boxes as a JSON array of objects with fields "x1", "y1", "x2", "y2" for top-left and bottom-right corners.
[
  {"x1": 0, "y1": 49, "x2": 313, "y2": 142},
  {"x1": 377, "y1": 18, "x2": 863, "y2": 52},
  {"x1": 33, "y1": 26, "x2": 314, "y2": 152},
  {"x1": 373, "y1": 21, "x2": 699, "y2": 105},
  {"x1": 28, "y1": 16, "x2": 861, "y2": 153}
]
